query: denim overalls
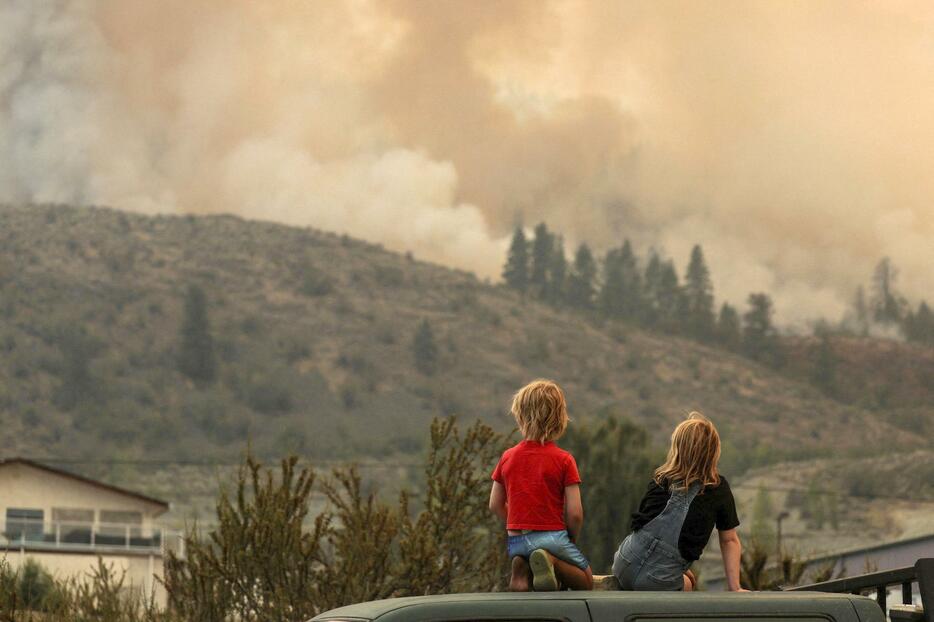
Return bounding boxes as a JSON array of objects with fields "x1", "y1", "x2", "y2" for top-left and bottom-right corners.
[{"x1": 612, "y1": 482, "x2": 701, "y2": 591}]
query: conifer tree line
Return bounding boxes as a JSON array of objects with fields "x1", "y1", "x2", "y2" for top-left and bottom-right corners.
[
  {"x1": 844, "y1": 257, "x2": 934, "y2": 345},
  {"x1": 502, "y1": 224, "x2": 934, "y2": 363}
]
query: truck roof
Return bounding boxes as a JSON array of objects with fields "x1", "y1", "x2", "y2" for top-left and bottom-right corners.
[{"x1": 312, "y1": 590, "x2": 876, "y2": 621}]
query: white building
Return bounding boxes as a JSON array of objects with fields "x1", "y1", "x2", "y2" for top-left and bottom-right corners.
[{"x1": 0, "y1": 457, "x2": 180, "y2": 603}]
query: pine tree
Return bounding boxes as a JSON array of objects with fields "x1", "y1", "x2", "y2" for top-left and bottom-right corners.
[
  {"x1": 743, "y1": 292, "x2": 782, "y2": 366},
  {"x1": 546, "y1": 236, "x2": 567, "y2": 306},
  {"x1": 642, "y1": 252, "x2": 662, "y2": 325},
  {"x1": 563, "y1": 417, "x2": 657, "y2": 572},
  {"x1": 684, "y1": 244, "x2": 715, "y2": 340},
  {"x1": 811, "y1": 332, "x2": 837, "y2": 395},
  {"x1": 618, "y1": 240, "x2": 643, "y2": 320},
  {"x1": 716, "y1": 303, "x2": 742, "y2": 350},
  {"x1": 851, "y1": 286, "x2": 870, "y2": 336},
  {"x1": 54, "y1": 327, "x2": 104, "y2": 410},
  {"x1": 598, "y1": 248, "x2": 625, "y2": 317},
  {"x1": 178, "y1": 284, "x2": 216, "y2": 385},
  {"x1": 529, "y1": 222, "x2": 553, "y2": 299},
  {"x1": 502, "y1": 226, "x2": 529, "y2": 293},
  {"x1": 567, "y1": 243, "x2": 597, "y2": 309},
  {"x1": 644, "y1": 254, "x2": 684, "y2": 331},
  {"x1": 659, "y1": 260, "x2": 685, "y2": 331},
  {"x1": 412, "y1": 319, "x2": 439, "y2": 375},
  {"x1": 870, "y1": 258, "x2": 904, "y2": 324},
  {"x1": 904, "y1": 300, "x2": 934, "y2": 345}
]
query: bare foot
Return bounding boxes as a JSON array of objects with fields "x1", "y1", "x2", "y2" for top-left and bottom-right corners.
[
  {"x1": 683, "y1": 569, "x2": 697, "y2": 592},
  {"x1": 509, "y1": 556, "x2": 531, "y2": 591}
]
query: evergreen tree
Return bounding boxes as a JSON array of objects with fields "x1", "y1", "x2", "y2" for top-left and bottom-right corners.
[
  {"x1": 716, "y1": 303, "x2": 742, "y2": 350},
  {"x1": 618, "y1": 240, "x2": 643, "y2": 320},
  {"x1": 683, "y1": 244, "x2": 715, "y2": 340},
  {"x1": 643, "y1": 252, "x2": 684, "y2": 328},
  {"x1": 598, "y1": 248, "x2": 625, "y2": 317},
  {"x1": 54, "y1": 327, "x2": 104, "y2": 410},
  {"x1": 743, "y1": 293, "x2": 782, "y2": 366},
  {"x1": 851, "y1": 286, "x2": 870, "y2": 336},
  {"x1": 567, "y1": 243, "x2": 597, "y2": 309},
  {"x1": 870, "y1": 258, "x2": 904, "y2": 324},
  {"x1": 563, "y1": 417, "x2": 657, "y2": 573},
  {"x1": 643, "y1": 251, "x2": 662, "y2": 323},
  {"x1": 904, "y1": 300, "x2": 934, "y2": 345},
  {"x1": 644, "y1": 253, "x2": 684, "y2": 331},
  {"x1": 178, "y1": 284, "x2": 217, "y2": 385},
  {"x1": 529, "y1": 222, "x2": 553, "y2": 299},
  {"x1": 412, "y1": 319, "x2": 439, "y2": 375},
  {"x1": 811, "y1": 332, "x2": 837, "y2": 395},
  {"x1": 502, "y1": 226, "x2": 529, "y2": 293},
  {"x1": 545, "y1": 236, "x2": 568, "y2": 306}
]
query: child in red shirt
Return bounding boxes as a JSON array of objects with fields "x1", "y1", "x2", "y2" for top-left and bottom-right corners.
[{"x1": 489, "y1": 379, "x2": 594, "y2": 591}]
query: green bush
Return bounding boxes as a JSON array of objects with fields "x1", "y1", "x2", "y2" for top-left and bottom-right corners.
[
  {"x1": 373, "y1": 265, "x2": 405, "y2": 287},
  {"x1": 300, "y1": 266, "x2": 335, "y2": 297},
  {"x1": 163, "y1": 418, "x2": 508, "y2": 621},
  {"x1": 245, "y1": 377, "x2": 294, "y2": 415}
]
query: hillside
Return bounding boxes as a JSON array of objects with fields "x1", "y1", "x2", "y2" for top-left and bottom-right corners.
[
  {"x1": 0, "y1": 204, "x2": 926, "y2": 481},
  {"x1": 782, "y1": 336, "x2": 934, "y2": 439}
]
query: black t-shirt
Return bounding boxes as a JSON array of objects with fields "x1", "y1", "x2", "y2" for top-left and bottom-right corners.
[{"x1": 629, "y1": 476, "x2": 740, "y2": 562}]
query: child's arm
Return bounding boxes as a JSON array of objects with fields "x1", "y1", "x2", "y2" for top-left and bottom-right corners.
[
  {"x1": 718, "y1": 528, "x2": 747, "y2": 591},
  {"x1": 564, "y1": 484, "x2": 584, "y2": 542},
  {"x1": 489, "y1": 481, "x2": 508, "y2": 523}
]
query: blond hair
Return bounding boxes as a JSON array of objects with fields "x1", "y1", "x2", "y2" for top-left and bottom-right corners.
[
  {"x1": 510, "y1": 379, "x2": 569, "y2": 443},
  {"x1": 654, "y1": 412, "x2": 721, "y2": 491}
]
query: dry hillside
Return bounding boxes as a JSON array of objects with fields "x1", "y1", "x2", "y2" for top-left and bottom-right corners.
[{"x1": 0, "y1": 205, "x2": 926, "y2": 489}]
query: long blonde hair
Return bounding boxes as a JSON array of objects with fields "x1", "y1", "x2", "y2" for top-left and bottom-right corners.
[
  {"x1": 510, "y1": 379, "x2": 569, "y2": 443},
  {"x1": 654, "y1": 412, "x2": 721, "y2": 491}
]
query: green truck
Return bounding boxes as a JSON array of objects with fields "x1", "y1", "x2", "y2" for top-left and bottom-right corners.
[{"x1": 311, "y1": 559, "x2": 932, "y2": 622}]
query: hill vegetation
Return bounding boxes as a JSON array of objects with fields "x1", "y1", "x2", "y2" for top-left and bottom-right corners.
[{"x1": 0, "y1": 204, "x2": 928, "y2": 484}]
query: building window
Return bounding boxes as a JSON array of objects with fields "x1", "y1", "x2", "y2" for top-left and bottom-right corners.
[
  {"x1": 52, "y1": 508, "x2": 94, "y2": 544},
  {"x1": 98, "y1": 510, "x2": 143, "y2": 546},
  {"x1": 99, "y1": 510, "x2": 142, "y2": 525},
  {"x1": 5, "y1": 508, "x2": 44, "y2": 542}
]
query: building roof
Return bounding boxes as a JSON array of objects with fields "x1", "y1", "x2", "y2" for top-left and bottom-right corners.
[
  {"x1": 0, "y1": 458, "x2": 169, "y2": 513},
  {"x1": 803, "y1": 531, "x2": 934, "y2": 565},
  {"x1": 703, "y1": 531, "x2": 934, "y2": 585}
]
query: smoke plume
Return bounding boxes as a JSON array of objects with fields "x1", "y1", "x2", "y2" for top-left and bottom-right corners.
[{"x1": 2, "y1": 1, "x2": 932, "y2": 325}]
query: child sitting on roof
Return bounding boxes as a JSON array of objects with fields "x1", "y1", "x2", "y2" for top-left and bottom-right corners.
[{"x1": 489, "y1": 379, "x2": 594, "y2": 591}]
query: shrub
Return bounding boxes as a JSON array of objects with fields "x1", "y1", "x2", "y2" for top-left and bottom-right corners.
[
  {"x1": 412, "y1": 319, "x2": 439, "y2": 375},
  {"x1": 245, "y1": 379, "x2": 294, "y2": 415},
  {"x1": 373, "y1": 265, "x2": 405, "y2": 288},
  {"x1": 162, "y1": 418, "x2": 508, "y2": 620},
  {"x1": 299, "y1": 266, "x2": 335, "y2": 297}
]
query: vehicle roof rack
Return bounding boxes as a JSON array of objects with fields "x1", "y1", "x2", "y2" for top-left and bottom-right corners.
[{"x1": 788, "y1": 558, "x2": 932, "y2": 622}]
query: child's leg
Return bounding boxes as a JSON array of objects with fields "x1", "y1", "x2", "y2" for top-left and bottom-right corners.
[
  {"x1": 509, "y1": 556, "x2": 532, "y2": 592},
  {"x1": 543, "y1": 551, "x2": 593, "y2": 590}
]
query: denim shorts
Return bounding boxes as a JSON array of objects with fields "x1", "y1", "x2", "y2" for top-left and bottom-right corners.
[
  {"x1": 613, "y1": 530, "x2": 688, "y2": 591},
  {"x1": 507, "y1": 530, "x2": 590, "y2": 570}
]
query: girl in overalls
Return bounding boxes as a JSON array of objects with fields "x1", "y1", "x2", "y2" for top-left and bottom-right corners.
[{"x1": 613, "y1": 412, "x2": 746, "y2": 592}]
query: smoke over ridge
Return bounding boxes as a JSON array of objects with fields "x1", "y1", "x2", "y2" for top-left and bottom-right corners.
[{"x1": 2, "y1": 1, "x2": 933, "y2": 325}]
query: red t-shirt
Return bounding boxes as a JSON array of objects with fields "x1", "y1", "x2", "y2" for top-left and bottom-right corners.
[{"x1": 491, "y1": 440, "x2": 582, "y2": 531}]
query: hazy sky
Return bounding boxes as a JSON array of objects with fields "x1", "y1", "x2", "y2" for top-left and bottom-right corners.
[{"x1": 2, "y1": 1, "x2": 933, "y2": 325}]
